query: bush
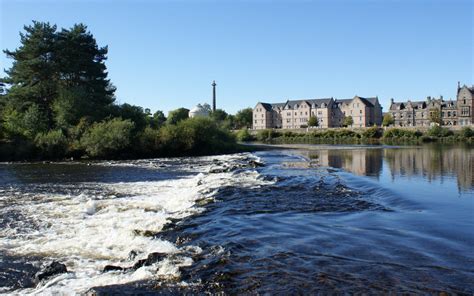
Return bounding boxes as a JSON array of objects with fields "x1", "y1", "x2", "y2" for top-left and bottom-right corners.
[
  {"x1": 137, "y1": 127, "x2": 162, "y2": 157},
  {"x1": 362, "y1": 126, "x2": 383, "y2": 139},
  {"x1": 460, "y1": 127, "x2": 474, "y2": 138},
  {"x1": 80, "y1": 118, "x2": 135, "y2": 158},
  {"x1": 158, "y1": 117, "x2": 237, "y2": 156},
  {"x1": 383, "y1": 128, "x2": 421, "y2": 139},
  {"x1": 427, "y1": 126, "x2": 453, "y2": 137},
  {"x1": 34, "y1": 130, "x2": 68, "y2": 159},
  {"x1": 235, "y1": 129, "x2": 254, "y2": 142},
  {"x1": 256, "y1": 129, "x2": 280, "y2": 142}
]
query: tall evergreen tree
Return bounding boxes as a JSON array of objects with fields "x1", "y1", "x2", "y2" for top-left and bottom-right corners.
[
  {"x1": 54, "y1": 24, "x2": 115, "y2": 124},
  {"x1": 2, "y1": 21, "x2": 58, "y2": 127},
  {"x1": 1, "y1": 21, "x2": 116, "y2": 132}
]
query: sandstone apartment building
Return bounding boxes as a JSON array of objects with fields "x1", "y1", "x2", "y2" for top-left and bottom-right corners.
[
  {"x1": 253, "y1": 96, "x2": 383, "y2": 130},
  {"x1": 388, "y1": 83, "x2": 474, "y2": 127}
]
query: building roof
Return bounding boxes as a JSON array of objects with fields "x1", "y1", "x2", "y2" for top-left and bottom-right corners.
[
  {"x1": 260, "y1": 102, "x2": 273, "y2": 111},
  {"x1": 280, "y1": 98, "x2": 333, "y2": 109}
]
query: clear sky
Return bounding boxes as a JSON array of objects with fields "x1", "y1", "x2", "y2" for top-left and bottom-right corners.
[{"x1": 1, "y1": 0, "x2": 473, "y2": 114}]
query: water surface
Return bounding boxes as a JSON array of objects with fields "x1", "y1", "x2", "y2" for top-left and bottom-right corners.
[{"x1": 0, "y1": 144, "x2": 472, "y2": 294}]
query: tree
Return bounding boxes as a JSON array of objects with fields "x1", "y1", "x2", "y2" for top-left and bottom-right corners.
[
  {"x1": 80, "y1": 118, "x2": 135, "y2": 158},
  {"x1": 151, "y1": 110, "x2": 166, "y2": 129},
  {"x1": 429, "y1": 108, "x2": 442, "y2": 126},
  {"x1": 234, "y1": 108, "x2": 253, "y2": 129},
  {"x1": 343, "y1": 116, "x2": 353, "y2": 127},
  {"x1": 308, "y1": 116, "x2": 318, "y2": 127},
  {"x1": 113, "y1": 103, "x2": 147, "y2": 132},
  {"x1": 1, "y1": 21, "x2": 116, "y2": 131},
  {"x1": 210, "y1": 109, "x2": 228, "y2": 122},
  {"x1": 382, "y1": 113, "x2": 395, "y2": 127},
  {"x1": 2, "y1": 21, "x2": 58, "y2": 127},
  {"x1": 167, "y1": 108, "x2": 189, "y2": 125}
]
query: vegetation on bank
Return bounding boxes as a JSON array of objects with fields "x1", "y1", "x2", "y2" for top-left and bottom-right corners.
[
  {"x1": 0, "y1": 22, "x2": 253, "y2": 161},
  {"x1": 239, "y1": 126, "x2": 474, "y2": 145}
]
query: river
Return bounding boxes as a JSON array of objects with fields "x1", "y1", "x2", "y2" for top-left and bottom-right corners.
[{"x1": 0, "y1": 144, "x2": 473, "y2": 294}]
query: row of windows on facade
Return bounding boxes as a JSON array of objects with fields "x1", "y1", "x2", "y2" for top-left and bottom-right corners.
[
  {"x1": 254, "y1": 116, "x2": 366, "y2": 125},
  {"x1": 392, "y1": 107, "x2": 470, "y2": 119}
]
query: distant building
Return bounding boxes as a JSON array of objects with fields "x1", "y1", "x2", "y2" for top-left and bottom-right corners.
[
  {"x1": 253, "y1": 96, "x2": 383, "y2": 129},
  {"x1": 189, "y1": 103, "x2": 211, "y2": 118},
  {"x1": 388, "y1": 83, "x2": 474, "y2": 127}
]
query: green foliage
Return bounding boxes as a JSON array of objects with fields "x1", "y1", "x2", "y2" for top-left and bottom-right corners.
[
  {"x1": 2, "y1": 22, "x2": 115, "y2": 126},
  {"x1": 256, "y1": 129, "x2": 280, "y2": 142},
  {"x1": 34, "y1": 130, "x2": 68, "y2": 159},
  {"x1": 167, "y1": 108, "x2": 189, "y2": 125},
  {"x1": 158, "y1": 117, "x2": 237, "y2": 156},
  {"x1": 383, "y1": 128, "x2": 422, "y2": 139},
  {"x1": 210, "y1": 109, "x2": 228, "y2": 122},
  {"x1": 429, "y1": 109, "x2": 442, "y2": 125},
  {"x1": 80, "y1": 118, "x2": 135, "y2": 158},
  {"x1": 235, "y1": 129, "x2": 254, "y2": 142},
  {"x1": 460, "y1": 127, "x2": 474, "y2": 138},
  {"x1": 382, "y1": 113, "x2": 394, "y2": 127},
  {"x1": 234, "y1": 108, "x2": 253, "y2": 129},
  {"x1": 2, "y1": 104, "x2": 48, "y2": 139},
  {"x1": 151, "y1": 110, "x2": 166, "y2": 129},
  {"x1": 343, "y1": 116, "x2": 353, "y2": 127},
  {"x1": 308, "y1": 116, "x2": 318, "y2": 127},
  {"x1": 112, "y1": 103, "x2": 148, "y2": 132},
  {"x1": 137, "y1": 127, "x2": 162, "y2": 157},
  {"x1": 427, "y1": 125, "x2": 453, "y2": 137},
  {"x1": 362, "y1": 126, "x2": 383, "y2": 139}
]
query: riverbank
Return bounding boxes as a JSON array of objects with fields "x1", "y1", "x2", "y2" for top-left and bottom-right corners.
[
  {"x1": 236, "y1": 126, "x2": 474, "y2": 145},
  {"x1": 0, "y1": 117, "x2": 257, "y2": 162}
]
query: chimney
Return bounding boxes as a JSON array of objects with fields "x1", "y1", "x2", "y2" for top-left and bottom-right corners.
[{"x1": 390, "y1": 98, "x2": 394, "y2": 104}]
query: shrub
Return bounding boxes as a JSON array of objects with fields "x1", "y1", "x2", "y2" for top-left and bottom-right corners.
[
  {"x1": 80, "y1": 118, "x2": 135, "y2": 158},
  {"x1": 383, "y1": 128, "x2": 421, "y2": 139},
  {"x1": 362, "y1": 126, "x2": 383, "y2": 139},
  {"x1": 427, "y1": 126, "x2": 453, "y2": 137},
  {"x1": 159, "y1": 117, "x2": 237, "y2": 155},
  {"x1": 235, "y1": 129, "x2": 254, "y2": 142},
  {"x1": 460, "y1": 127, "x2": 474, "y2": 138},
  {"x1": 137, "y1": 127, "x2": 162, "y2": 157},
  {"x1": 256, "y1": 129, "x2": 280, "y2": 142},
  {"x1": 34, "y1": 130, "x2": 68, "y2": 159}
]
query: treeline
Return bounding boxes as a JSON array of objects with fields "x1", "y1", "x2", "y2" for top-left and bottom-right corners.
[
  {"x1": 238, "y1": 126, "x2": 474, "y2": 144},
  {"x1": 0, "y1": 21, "x2": 252, "y2": 161}
]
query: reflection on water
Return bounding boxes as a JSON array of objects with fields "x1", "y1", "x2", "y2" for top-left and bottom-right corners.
[{"x1": 305, "y1": 145, "x2": 473, "y2": 193}]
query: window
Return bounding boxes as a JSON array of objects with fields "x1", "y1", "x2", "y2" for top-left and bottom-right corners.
[
  {"x1": 287, "y1": 112, "x2": 291, "y2": 116},
  {"x1": 261, "y1": 114, "x2": 264, "y2": 118},
  {"x1": 318, "y1": 111, "x2": 322, "y2": 115},
  {"x1": 254, "y1": 120, "x2": 257, "y2": 123},
  {"x1": 295, "y1": 112, "x2": 297, "y2": 115},
  {"x1": 305, "y1": 112, "x2": 308, "y2": 115},
  {"x1": 447, "y1": 111, "x2": 451, "y2": 117},
  {"x1": 360, "y1": 110, "x2": 362, "y2": 114},
  {"x1": 461, "y1": 107, "x2": 470, "y2": 116}
]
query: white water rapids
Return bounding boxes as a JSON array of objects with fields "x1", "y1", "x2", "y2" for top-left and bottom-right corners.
[{"x1": 0, "y1": 153, "x2": 273, "y2": 295}]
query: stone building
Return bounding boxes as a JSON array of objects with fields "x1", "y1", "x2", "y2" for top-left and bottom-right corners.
[
  {"x1": 253, "y1": 96, "x2": 383, "y2": 129},
  {"x1": 335, "y1": 96, "x2": 383, "y2": 128},
  {"x1": 388, "y1": 83, "x2": 474, "y2": 127}
]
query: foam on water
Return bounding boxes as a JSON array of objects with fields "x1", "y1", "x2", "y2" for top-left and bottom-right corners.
[{"x1": 0, "y1": 153, "x2": 273, "y2": 295}]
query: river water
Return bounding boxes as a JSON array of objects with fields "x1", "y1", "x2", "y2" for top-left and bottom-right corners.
[{"x1": 0, "y1": 144, "x2": 473, "y2": 294}]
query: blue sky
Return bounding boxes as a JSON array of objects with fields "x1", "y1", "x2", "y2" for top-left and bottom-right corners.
[{"x1": 1, "y1": 0, "x2": 473, "y2": 114}]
